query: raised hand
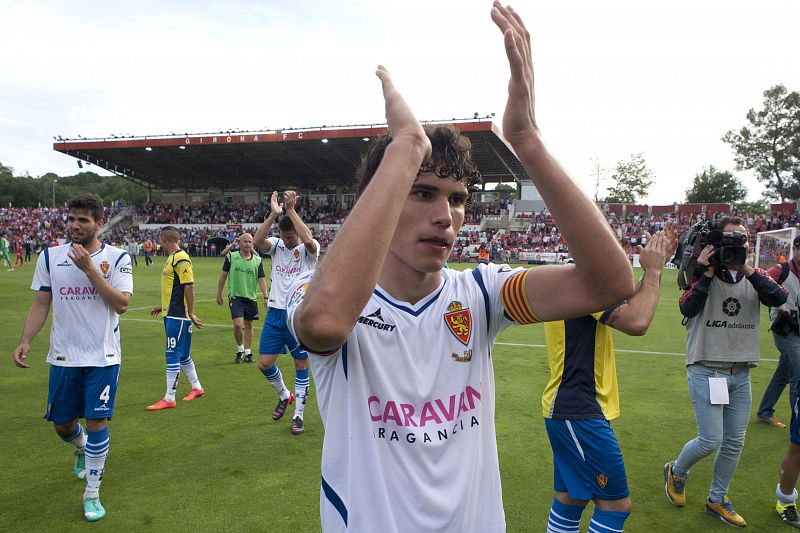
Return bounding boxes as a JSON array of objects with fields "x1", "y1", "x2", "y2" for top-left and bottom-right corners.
[
  {"x1": 375, "y1": 65, "x2": 431, "y2": 162},
  {"x1": 638, "y1": 231, "x2": 670, "y2": 272},
  {"x1": 68, "y1": 244, "x2": 95, "y2": 274},
  {"x1": 269, "y1": 191, "x2": 282, "y2": 216},
  {"x1": 491, "y1": 2, "x2": 537, "y2": 146},
  {"x1": 284, "y1": 190, "x2": 298, "y2": 212}
]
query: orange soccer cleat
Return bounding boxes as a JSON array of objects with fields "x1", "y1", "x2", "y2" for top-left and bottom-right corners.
[{"x1": 146, "y1": 398, "x2": 177, "y2": 411}]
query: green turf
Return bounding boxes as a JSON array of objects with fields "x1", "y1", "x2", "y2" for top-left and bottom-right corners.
[{"x1": 0, "y1": 257, "x2": 793, "y2": 531}]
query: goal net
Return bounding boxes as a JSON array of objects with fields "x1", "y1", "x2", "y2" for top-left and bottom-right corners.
[{"x1": 755, "y1": 228, "x2": 797, "y2": 270}]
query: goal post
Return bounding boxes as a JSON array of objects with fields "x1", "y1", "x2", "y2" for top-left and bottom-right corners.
[{"x1": 755, "y1": 227, "x2": 797, "y2": 270}]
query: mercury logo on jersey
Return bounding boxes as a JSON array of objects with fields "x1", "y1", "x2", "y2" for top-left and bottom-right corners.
[
  {"x1": 368, "y1": 385, "x2": 482, "y2": 444},
  {"x1": 357, "y1": 308, "x2": 397, "y2": 332}
]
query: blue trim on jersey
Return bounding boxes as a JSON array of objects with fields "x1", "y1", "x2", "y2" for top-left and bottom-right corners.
[
  {"x1": 503, "y1": 310, "x2": 512, "y2": 322},
  {"x1": 114, "y1": 251, "x2": 130, "y2": 267},
  {"x1": 113, "y1": 323, "x2": 119, "y2": 333},
  {"x1": 321, "y1": 476, "x2": 348, "y2": 527},
  {"x1": 471, "y1": 268, "x2": 491, "y2": 332},
  {"x1": 373, "y1": 283, "x2": 445, "y2": 317},
  {"x1": 43, "y1": 247, "x2": 50, "y2": 274},
  {"x1": 341, "y1": 342, "x2": 348, "y2": 380},
  {"x1": 39, "y1": 286, "x2": 52, "y2": 292}
]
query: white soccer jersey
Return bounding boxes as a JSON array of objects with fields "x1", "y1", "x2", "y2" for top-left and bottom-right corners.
[
  {"x1": 265, "y1": 236, "x2": 319, "y2": 309},
  {"x1": 287, "y1": 263, "x2": 523, "y2": 533},
  {"x1": 31, "y1": 243, "x2": 133, "y2": 367}
]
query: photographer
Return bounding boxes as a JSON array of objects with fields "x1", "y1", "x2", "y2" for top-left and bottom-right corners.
[
  {"x1": 756, "y1": 236, "x2": 800, "y2": 430},
  {"x1": 664, "y1": 216, "x2": 787, "y2": 527}
]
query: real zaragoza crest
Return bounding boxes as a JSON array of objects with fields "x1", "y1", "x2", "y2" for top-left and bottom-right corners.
[{"x1": 444, "y1": 300, "x2": 472, "y2": 346}]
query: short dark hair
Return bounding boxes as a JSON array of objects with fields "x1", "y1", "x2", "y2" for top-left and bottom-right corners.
[
  {"x1": 160, "y1": 226, "x2": 180, "y2": 243},
  {"x1": 67, "y1": 194, "x2": 104, "y2": 222},
  {"x1": 278, "y1": 217, "x2": 295, "y2": 232},
  {"x1": 355, "y1": 124, "x2": 482, "y2": 197},
  {"x1": 719, "y1": 216, "x2": 747, "y2": 231}
]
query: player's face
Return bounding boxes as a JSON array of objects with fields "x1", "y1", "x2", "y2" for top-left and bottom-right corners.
[
  {"x1": 281, "y1": 229, "x2": 299, "y2": 248},
  {"x1": 67, "y1": 209, "x2": 102, "y2": 246},
  {"x1": 239, "y1": 234, "x2": 254, "y2": 254},
  {"x1": 387, "y1": 172, "x2": 468, "y2": 274}
]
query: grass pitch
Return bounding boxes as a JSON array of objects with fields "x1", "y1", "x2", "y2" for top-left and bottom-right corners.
[{"x1": 0, "y1": 257, "x2": 793, "y2": 532}]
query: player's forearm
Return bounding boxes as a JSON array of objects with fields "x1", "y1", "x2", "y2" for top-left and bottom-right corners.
[
  {"x1": 254, "y1": 213, "x2": 278, "y2": 251},
  {"x1": 297, "y1": 138, "x2": 426, "y2": 350},
  {"x1": 84, "y1": 269, "x2": 130, "y2": 314},
  {"x1": 286, "y1": 209, "x2": 317, "y2": 252},
  {"x1": 613, "y1": 268, "x2": 662, "y2": 336},
  {"x1": 258, "y1": 278, "x2": 268, "y2": 298},
  {"x1": 19, "y1": 298, "x2": 50, "y2": 345},
  {"x1": 513, "y1": 134, "x2": 633, "y2": 305}
]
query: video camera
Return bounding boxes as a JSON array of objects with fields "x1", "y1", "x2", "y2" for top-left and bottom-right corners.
[{"x1": 674, "y1": 220, "x2": 748, "y2": 289}]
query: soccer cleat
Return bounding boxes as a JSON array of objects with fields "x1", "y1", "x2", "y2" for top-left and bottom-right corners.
[
  {"x1": 778, "y1": 501, "x2": 800, "y2": 528},
  {"x1": 291, "y1": 416, "x2": 305, "y2": 435},
  {"x1": 235, "y1": 352, "x2": 243, "y2": 364},
  {"x1": 182, "y1": 388, "x2": 205, "y2": 401},
  {"x1": 73, "y1": 451, "x2": 86, "y2": 480},
  {"x1": 664, "y1": 461, "x2": 686, "y2": 507},
  {"x1": 243, "y1": 354, "x2": 254, "y2": 363},
  {"x1": 705, "y1": 496, "x2": 747, "y2": 528},
  {"x1": 83, "y1": 497, "x2": 106, "y2": 522},
  {"x1": 146, "y1": 398, "x2": 177, "y2": 411},
  {"x1": 757, "y1": 415, "x2": 786, "y2": 429},
  {"x1": 272, "y1": 392, "x2": 295, "y2": 421}
]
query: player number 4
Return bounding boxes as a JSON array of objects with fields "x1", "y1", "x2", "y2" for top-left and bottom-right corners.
[{"x1": 99, "y1": 385, "x2": 111, "y2": 403}]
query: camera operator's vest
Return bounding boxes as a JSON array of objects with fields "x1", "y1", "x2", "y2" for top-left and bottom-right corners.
[
  {"x1": 769, "y1": 264, "x2": 800, "y2": 322},
  {"x1": 684, "y1": 275, "x2": 761, "y2": 365}
]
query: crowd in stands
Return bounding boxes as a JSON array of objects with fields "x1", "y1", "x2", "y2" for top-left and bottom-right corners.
[{"x1": 3, "y1": 200, "x2": 800, "y2": 262}]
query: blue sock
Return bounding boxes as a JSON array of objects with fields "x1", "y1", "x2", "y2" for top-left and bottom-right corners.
[
  {"x1": 85, "y1": 427, "x2": 110, "y2": 498},
  {"x1": 61, "y1": 423, "x2": 86, "y2": 453},
  {"x1": 589, "y1": 508, "x2": 630, "y2": 533},
  {"x1": 548, "y1": 497, "x2": 584, "y2": 533},
  {"x1": 294, "y1": 367, "x2": 310, "y2": 418},
  {"x1": 261, "y1": 364, "x2": 288, "y2": 398}
]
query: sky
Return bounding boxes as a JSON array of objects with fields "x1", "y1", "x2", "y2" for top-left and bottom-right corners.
[{"x1": 1, "y1": 0, "x2": 798, "y2": 205}]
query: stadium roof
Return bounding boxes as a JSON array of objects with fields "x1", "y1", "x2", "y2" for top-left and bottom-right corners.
[{"x1": 53, "y1": 119, "x2": 530, "y2": 191}]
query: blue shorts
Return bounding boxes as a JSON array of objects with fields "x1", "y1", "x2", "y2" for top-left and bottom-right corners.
[
  {"x1": 259, "y1": 307, "x2": 307, "y2": 359},
  {"x1": 45, "y1": 365, "x2": 120, "y2": 424},
  {"x1": 229, "y1": 297, "x2": 259, "y2": 321},
  {"x1": 544, "y1": 418, "x2": 629, "y2": 501},
  {"x1": 164, "y1": 316, "x2": 193, "y2": 360}
]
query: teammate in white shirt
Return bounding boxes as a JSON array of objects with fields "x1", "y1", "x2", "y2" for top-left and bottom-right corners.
[
  {"x1": 286, "y1": 4, "x2": 635, "y2": 531},
  {"x1": 12, "y1": 195, "x2": 133, "y2": 523},
  {"x1": 253, "y1": 190, "x2": 320, "y2": 434}
]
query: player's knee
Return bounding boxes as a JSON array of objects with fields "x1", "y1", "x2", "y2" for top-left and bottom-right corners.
[
  {"x1": 295, "y1": 359, "x2": 309, "y2": 371},
  {"x1": 595, "y1": 497, "x2": 632, "y2": 514},
  {"x1": 53, "y1": 421, "x2": 77, "y2": 437},
  {"x1": 85, "y1": 419, "x2": 108, "y2": 432}
]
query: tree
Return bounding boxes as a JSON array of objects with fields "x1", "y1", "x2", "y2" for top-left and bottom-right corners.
[
  {"x1": 685, "y1": 166, "x2": 747, "y2": 203},
  {"x1": 603, "y1": 153, "x2": 654, "y2": 204},
  {"x1": 493, "y1": 183, "x2": 516, "y2": 199},
  {"x1": 722, "y1": 84, "x2": 800, "y2": 202}
]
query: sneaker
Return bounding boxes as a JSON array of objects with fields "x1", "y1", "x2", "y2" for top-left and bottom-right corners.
[
  {"x1": 757, "y1": 415, "x2": 786, "y2": 429},
  {"x1": 291, "y1": 416, "x2": 305, "y2": 435},
  {"x1": 235, "y1": 351, "x2": 243, "y2": 364},
  {"x1": 243, "y1": 354, "x2": 254, "y2": 363},
  {"x1": 778, "y1": 501, "x2": 800, "y2": 528},
  {"x1": 664, "y1": 461, "x2": 686, "y2": 507},
  {"x1": 705, "y1": 496, "x2": 747, "y2": 528},
  {"x1": 182, "y1": 388, "x2": 205, "y2": 401},
  {"x1": 272, "y1": 392, "x2": 295, "y2": 421},
  {"x1": 146, "y1": 398, "x2": 177, "y2": 411},
  {"x1": 83, "y1": 497, "x2": 106, "y2": 522},
  {"x1": 73, "y1": 451, "x2": 86, "y2": 480}
]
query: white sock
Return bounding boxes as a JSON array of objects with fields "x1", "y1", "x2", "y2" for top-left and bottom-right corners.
[
  {"x1": 778, "y1": 483, "x2": 798, "y2": 505},
  {"x1": 165, "y1": 361, "x2": 180, "y2": 402},
  {"x1": 61, "y1": 423, "x2": 87, "y2": 454},
  {"x1": 295, "y1": 380, "x2": 310, "y2": 419},
  {"x1": 237, "y1": 345, "x2": 244, "y2": 353},
  {"x1": 244, "y1": 348, "x2": 251, "y2": 355},
  {"x1": 180, "y1": 356, "x2": 202, "y2": 389}
]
